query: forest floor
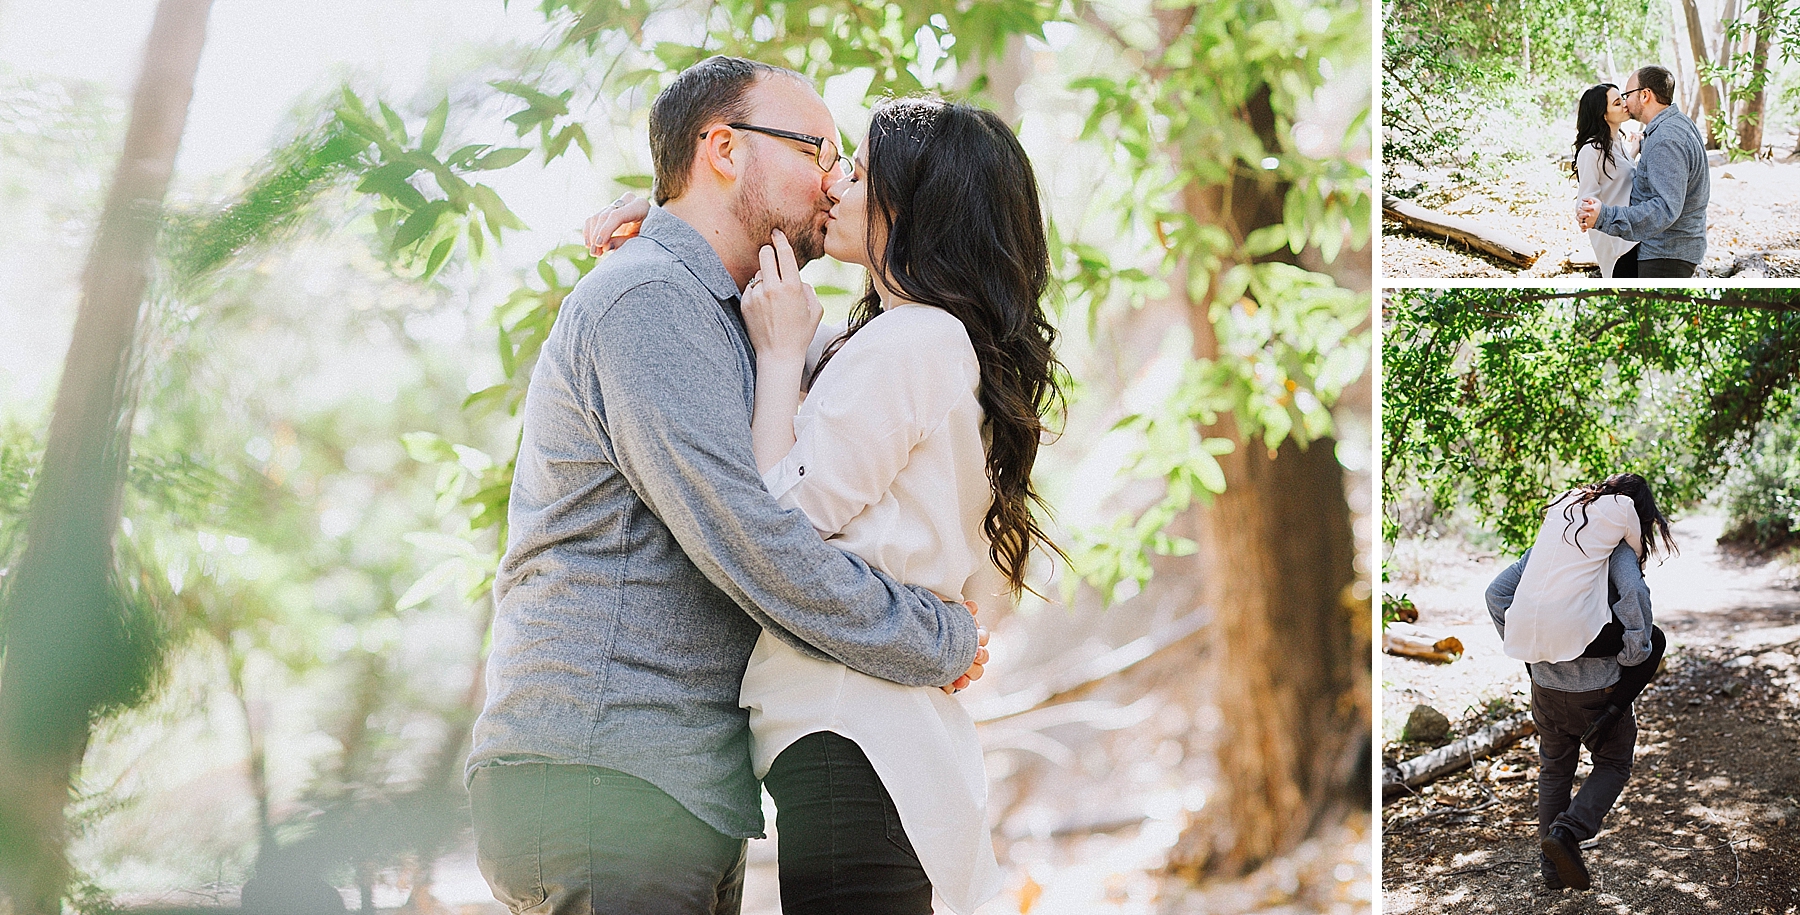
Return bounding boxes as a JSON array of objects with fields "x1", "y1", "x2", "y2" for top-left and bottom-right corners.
[
  {"x1": 1381, "y1": 152, "x2": 1800, "y2": 279},
  {"x1": 1381, "y1": 514, "x2": 1800, "y2": 914}
]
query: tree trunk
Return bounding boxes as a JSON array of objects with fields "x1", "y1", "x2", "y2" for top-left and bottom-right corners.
[
  {"x1": 1163, "y1": 81, "x2": 1363, "y2": 879},
  {"x1": 1735, "y1": 2, "x2": 1774, "y2": 152},
  {"x1": 1169, "y1": 427, "x2": 1360, "y2": 876},
  {"x1": 0, "y1": 1, "x2": 213, "y2": 910},
  {"x1": 1668, "y1": 14, "x2": 1700, "y2": 117},
  {"x1": 1677, "y1": 0, "x2": 1723, "y2": 145}
]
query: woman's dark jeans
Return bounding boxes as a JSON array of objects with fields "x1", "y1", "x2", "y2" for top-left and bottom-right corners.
[
  {"x1": 1580, "y1": 621, "x2": 1667, "y2": 708},
  {"x1": 1612, "y1": 243, "x2": 1639, "y2": 278},
  {"x1": 762, "y1": 731, "x2": 932, "y2": 915}
]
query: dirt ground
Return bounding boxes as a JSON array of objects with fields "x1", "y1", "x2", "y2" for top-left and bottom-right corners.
[
  {"x1": 1381, "y1": 515, "x2": 1800, "y2": 913},
  {"x1": 1382, "y1": 155, "x2": 1800, "y2": 279}
]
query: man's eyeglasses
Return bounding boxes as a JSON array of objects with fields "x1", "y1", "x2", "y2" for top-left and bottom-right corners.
[
  {"x1": 718, "y1": 122, "x2": 848, "y2": 175},
  {"x1": 1621, "y1": 87, "x2": 1652, "y2": 100}
]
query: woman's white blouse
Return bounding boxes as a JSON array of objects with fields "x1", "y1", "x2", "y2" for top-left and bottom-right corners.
[
  {"x1": 1576, "y1": 138, "x2": 1636, "y2": 278},
  {"x1": 739, "y1": 303, "x2": 1005, "y2": 914},
  {"x1": 1504, "y1": 492, "x2": 1643, "y2": 663}
]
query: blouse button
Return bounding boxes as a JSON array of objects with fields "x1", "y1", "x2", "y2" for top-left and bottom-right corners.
[{"x1": 798, "y1": 466, "x2": 806, "y2": 476}]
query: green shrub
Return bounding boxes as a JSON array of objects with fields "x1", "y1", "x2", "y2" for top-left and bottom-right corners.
[{"x1": 1719, "y1": 411, "x2": 1800, "y2": 550}]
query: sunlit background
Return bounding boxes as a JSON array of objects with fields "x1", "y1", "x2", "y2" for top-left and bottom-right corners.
[{"x1": 1, "y1": 1, "x2": 1373, "y2": 912}]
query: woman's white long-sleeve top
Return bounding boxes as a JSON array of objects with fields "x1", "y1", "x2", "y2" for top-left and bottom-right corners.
[
  {"x1": 1576, "y1": 137, "x2": 1637, "y2": 278},
  {"x1": 1503, "y1": 492, "x2": 1643, "y2": 663},
  {"x1": 739, "y1": 303, "x2": 1005, "y2": 915}
]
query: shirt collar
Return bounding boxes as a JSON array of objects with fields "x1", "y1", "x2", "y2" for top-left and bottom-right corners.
[
  {"x1": 1644, "y1": 105, "x2": 1678, "y2": 135},
  {"x1": 637, "y1": 205, "x2": 742, "y2": 302}
]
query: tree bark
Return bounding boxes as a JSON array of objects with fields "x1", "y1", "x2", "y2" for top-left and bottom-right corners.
[
  {"x1": 1735, "y1": 1, "x2": 1774, "y2": 152},
  {"x1": 1677, "y1": 0, "x2": 1724, "y2": 145},
  {"x1": 0, "y1": 1, "x2": 213, "y2": 910},
  {"x1": 1163, "y1": 80, "x2": 1363, "y2": 880}
]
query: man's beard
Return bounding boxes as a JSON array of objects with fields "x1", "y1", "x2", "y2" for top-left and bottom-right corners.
[{"x1": 731, "y1": 162, "x2": 826, "y2": 264}]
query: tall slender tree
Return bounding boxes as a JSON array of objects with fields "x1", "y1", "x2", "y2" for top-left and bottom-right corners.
[{"x1": 0, "y1": 1, "x2": 215, "y2": 910}]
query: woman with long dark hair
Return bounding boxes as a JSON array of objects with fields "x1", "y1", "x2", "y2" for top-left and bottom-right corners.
[
  {"x1": 1574, "y1": 84, "x2": 1641, "y2": 278},
  {"x1": 1504, "y1": 473, "x2": 1673, "y2": 697},
  {"x1": 585, "y1": 95, "x2": 1061, "y2": 914}
]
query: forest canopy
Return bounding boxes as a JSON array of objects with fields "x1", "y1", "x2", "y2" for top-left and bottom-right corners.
[{"x1": 1383, "y1": 289, "x2": 1800, "y2": 551}]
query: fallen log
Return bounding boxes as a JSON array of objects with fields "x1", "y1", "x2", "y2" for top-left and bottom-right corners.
[
  {"x1": 1382, "y1": 194, "x2": 1542, "y2": 268},
  {"x1": 1383, "y1": 711, "x2": 1535, "y2": 802},
  {"x1": 1383, "y1": 622, "x2": 1464, "y2": 663}
]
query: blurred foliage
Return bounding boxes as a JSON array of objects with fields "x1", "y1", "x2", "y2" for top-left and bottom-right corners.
[
  {"x1": 1719, "y1": 398, "x2": 1800, "y2": 549},
  {"x1": 1383, "y1": 289, "x2": 1800, "y2": 551},
  {"x1": 1060, "y1": 0, "x2": 1370, "y2": 601}
]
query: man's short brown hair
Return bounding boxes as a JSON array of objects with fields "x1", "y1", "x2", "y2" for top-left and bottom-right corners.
[
  {"x1": 1635, "y1": 66, "x2": 1675, "y2": 106},
  {"x1": 648, "y1": 56, "x2": 805, "y2": 205}
]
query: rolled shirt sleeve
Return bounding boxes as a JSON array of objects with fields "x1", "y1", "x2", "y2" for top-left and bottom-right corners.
[
  {"x1": 1487, "y1": 550, "x2": 1530, "y2": 639},
  {"x1": 1607, "y1": 542, "x2": 1655, "y2": 667}
]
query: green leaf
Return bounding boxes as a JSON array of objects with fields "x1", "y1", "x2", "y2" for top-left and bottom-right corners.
[
  {"x1": 615, "y1": 174, "x2": 654, "y2": 189},
  {"x1": 472, "y1": 147, "x2": 531, "y2": 170},
  {"x1": 379, "y1": 101, "x2": 408, "y2": 144},
  {"x1": 401, "y1": 431, "x2": 458, "y2": 463},
  {"x1": 355, "y1": 162, "x2": 427, "y2": 209},
  {"x1": 405, "y1": 531, "x2": 482, "y2": 559},
  {"x1": 1243, "y1": 224, "x2": 1288, "y2": 257},
  {"x1": 420, "y1": 97, "x2": 449, "y2": 155},
  {"x1": 446, "y1": 143, "x2": 490, "y2": 169},
  {"x1": 490, "y1": 79, "x2": 570, "y2": 116},
  {"x1": 423, "y1": 236, "x2": 455, "y2": 280},
  {"x1": 470, "y1": 184, "x2": 528, "y2": 236},
  {"x1": 397, "y1": 557, "x2": 468, "y2": 610},
  {"x1": 393, "y1": 199, "x2": 451, "y2": 250}
]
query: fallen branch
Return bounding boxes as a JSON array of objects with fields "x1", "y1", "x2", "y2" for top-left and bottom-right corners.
[
  {"x1": 1382, "y1": 194, "x2": 1542, "y2": 268},
  {"x1": 1383, "y1": 622, "x2": 1464, "y2": 663},
  {"x1": 1382, "y1": 712, "x2": 1535, "y2": 802}
]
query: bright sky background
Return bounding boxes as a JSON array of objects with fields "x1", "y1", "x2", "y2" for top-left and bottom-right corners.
[
  {"x1": 0, "y1": 0, "x2": 910, "y2": 414},
  {"x1": 0, "y1": 0, "x2": 617, "y2": 411},
  {"x1": 0, "y1": 0, "x2": 544, "y2": 176}
]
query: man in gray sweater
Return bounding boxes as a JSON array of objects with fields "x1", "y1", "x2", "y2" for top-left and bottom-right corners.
[
  {"x1": 466, "y1": 57, "x2": 984, "y2": 914},
  {"x1": 1577, "y1": 65, "x2": 1710, "y2": 278},
  {"x1": 1487, "y1": 542, "x2": 1657, "y2": 892}
]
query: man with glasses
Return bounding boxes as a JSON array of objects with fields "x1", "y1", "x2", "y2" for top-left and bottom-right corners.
[
  {"x1": 466, "y1": 56, "x2": 983, "y2": 914},
  {"x1": 1577, "y1": 66, "x2": 1710, "y2": 278}
]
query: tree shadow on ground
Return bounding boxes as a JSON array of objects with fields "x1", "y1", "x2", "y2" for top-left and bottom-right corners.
[{"x1": 1382, "y1": 643, "x2": 1800, "y2": 914}]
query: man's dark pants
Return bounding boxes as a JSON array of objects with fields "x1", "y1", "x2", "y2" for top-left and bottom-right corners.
[
  {"x1": 470, "y1": 763, "x2": 746, "y2": 915},
  {"x1": 1531, "y1": 681, "x2": 1637, "y2": 880},
  {"x1": 1637, "y1": 257, "x2": 1697, "y2": 278}
]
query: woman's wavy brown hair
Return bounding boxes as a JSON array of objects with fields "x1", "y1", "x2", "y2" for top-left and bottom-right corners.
[
  {"x1": 1558, "y1": 472, "x2": 1678, "y2": 568},
  {"x1": 813, "y1": 96, "x2": 1065, "y2": 595}
]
